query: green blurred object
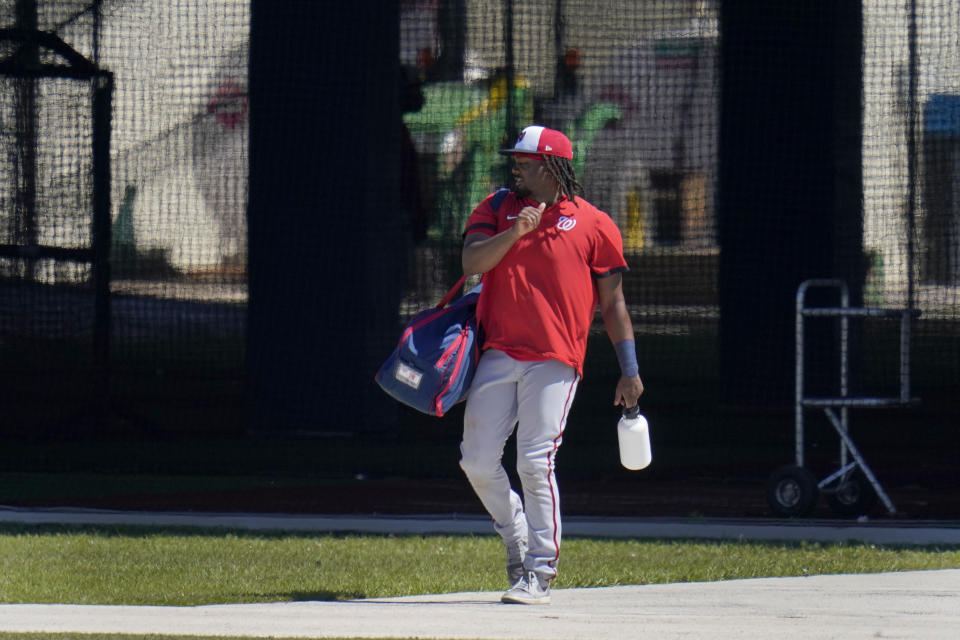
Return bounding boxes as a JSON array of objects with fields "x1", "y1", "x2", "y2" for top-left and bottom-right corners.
[
  {"x1": 110, "y1": 185, "x2": 139, "y2": 274},
  {"x1": 404, "y1": 80, "x2": 622, "y2": 242},
  {"x1": 567, "y1": 102, "x2": 623, "y2": 176},
  {"x1": 404, "y1": 77, "x2": 533, "y2": 240}
]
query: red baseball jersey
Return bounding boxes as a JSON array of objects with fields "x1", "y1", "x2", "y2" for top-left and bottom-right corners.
[{"x1": 464, "y1": 190, "x2": 628, "y2": 374}]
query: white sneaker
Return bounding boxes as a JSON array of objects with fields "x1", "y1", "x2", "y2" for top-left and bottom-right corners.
[
  {"x1": 501, "y1": 570, "x2": 551, "y2": 605},
  {"x1": 505, "y1": 537, "x2": 527, "y2": 586}
]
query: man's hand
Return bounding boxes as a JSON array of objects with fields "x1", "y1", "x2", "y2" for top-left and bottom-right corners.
[
  {"x1": 462, "y1": 202, "x2": 546, "y2": 275},
  {"x1": 613, "y1": 375, "x2": 644, "y2": 409},
  {"x1": 511, "y1": 202, "x2": 546, "y2": 237}
]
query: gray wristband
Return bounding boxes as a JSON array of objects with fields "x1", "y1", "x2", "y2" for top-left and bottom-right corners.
[{"x1": 614, "y1": 339, "x2": 639, "y2": 378}]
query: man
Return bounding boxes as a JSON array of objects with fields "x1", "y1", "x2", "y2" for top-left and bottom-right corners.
[{"x1": 459, "y1": 125, "x2": 644, "y2": 605}]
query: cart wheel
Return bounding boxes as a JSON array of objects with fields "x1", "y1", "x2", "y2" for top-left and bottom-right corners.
[
  {"x1": 766, "y1": 465, "x2": 819, "y2": 517},
  {"x1": 826, "y1": 470, "x2": 877, "y2": 517}
]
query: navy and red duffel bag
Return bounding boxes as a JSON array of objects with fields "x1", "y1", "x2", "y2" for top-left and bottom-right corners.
[{"x1": 375, "y1": 276, "x2": 482, "y2": 417}]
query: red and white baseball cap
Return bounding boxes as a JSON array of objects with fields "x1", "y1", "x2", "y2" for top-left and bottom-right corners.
[{"x1": 500, "y1": 125, "x2": 573, "y2": 160}]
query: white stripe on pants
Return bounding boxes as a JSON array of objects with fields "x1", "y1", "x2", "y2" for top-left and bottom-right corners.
[{"x1": 459, "y1": 349, "x2": 580, "y2": 581}]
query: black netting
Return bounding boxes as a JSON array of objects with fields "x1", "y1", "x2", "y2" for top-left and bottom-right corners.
[
  {"x1": 0, "y1": 0, "x2": 247, "y2": 435},
  {"x1": 0, "y1": 1, "x2": 956, "y2": 495},
  {"x1": 860, "y1": 1, "x2": 960, "y2": 415},
  {"x1": 397, "y1": 1, "x2": 955, "y2": 432}
]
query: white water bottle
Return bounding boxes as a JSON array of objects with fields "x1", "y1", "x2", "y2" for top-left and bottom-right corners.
[{"x1": 618, "y1": 405, "x2": 652, "y2": 470}]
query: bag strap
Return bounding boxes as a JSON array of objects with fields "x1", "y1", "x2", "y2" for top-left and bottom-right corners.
[
  {"x1": 490, "y1": 186, "x2": 510, "y2": 211},
  {"x1": 437, "y1": 275, "x2": 468, "y2": 308}
]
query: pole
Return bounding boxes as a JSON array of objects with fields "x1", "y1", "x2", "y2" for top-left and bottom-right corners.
[
  {"x1": 92, "y1": 73, "x2": 113, "y2": 409},
  {"x1": 14, "y1": 0, "x2": 38, "y2": 283},
  {"x1": 554, "y1": 0, "x2": 563, "y2": 101},
  {"x1": 906, "y1": 0, "x2": 918, "y2": 312},
  {"x1": 504, "y1": 0, "x2": 516, "y2": 142}
]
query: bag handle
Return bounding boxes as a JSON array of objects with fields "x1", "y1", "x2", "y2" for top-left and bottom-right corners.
[{"x1": 437, "y1": 275, "x2": 468, "y2": 308}]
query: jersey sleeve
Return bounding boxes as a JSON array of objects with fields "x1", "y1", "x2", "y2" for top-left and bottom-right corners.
[
  {"x1": 463, "y1": 192, "x2": 504, "y2": 238},
  {"x1": 590, "y1": 210, "x2": 629, "y2": 278}
]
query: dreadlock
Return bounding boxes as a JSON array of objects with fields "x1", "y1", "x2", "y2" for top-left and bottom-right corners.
[{"x1": 543, "y1": 155, "x2": 583, "y2": 205}]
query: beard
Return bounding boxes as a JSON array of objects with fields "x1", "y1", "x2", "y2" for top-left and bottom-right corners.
[{"x1": 510, "y1": 179, "x2": 531, "y2": 199}]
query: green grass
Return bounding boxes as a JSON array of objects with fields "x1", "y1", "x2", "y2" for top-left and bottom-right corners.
[
  {"x1": 0, "y1": 636, "x2": 384, "y2": 640},
  {"x1": 0, "y1": 635, "x2": 369, "y2": 640},
  {"x1": 0, "y1": 524, "x2": 958, "y2": 606}
]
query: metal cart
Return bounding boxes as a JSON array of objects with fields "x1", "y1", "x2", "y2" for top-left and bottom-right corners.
[{"x1": 766, "y1": 279, "x2": 920, "y2": 518}]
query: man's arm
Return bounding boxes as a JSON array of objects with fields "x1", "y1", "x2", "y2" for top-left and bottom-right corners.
[
  {"x1": 462, "y1": 202, "x2": 545, "y2": 275},
  {"x1": 597, "y1": 273, "x2": 645, "y2": 407}
]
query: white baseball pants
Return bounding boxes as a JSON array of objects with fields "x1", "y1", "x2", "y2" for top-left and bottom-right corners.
[{"x1": 459, "y1": 349, "x2": 580, "y2": 582}]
